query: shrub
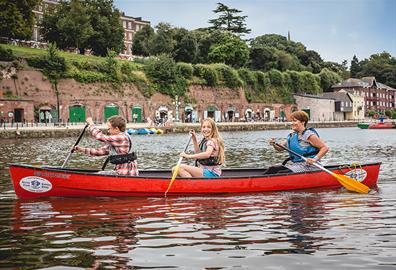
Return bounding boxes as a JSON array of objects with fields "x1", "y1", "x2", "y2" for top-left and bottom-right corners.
[
  {"x1": 144, "y1": 54, "x2": 187, "y2": 96},
  {"x1": 177, "y1": 62, "x2": 193, "y2": 79},
  {"x1": 67, "y1": 70, "x2": 108, "y2": 83},
  {"x1": 212, "y1": 64, "x2": 242, "y2": 88},
  {"x1": 0, "y1": 46, "x2": 15, "y2": 61},
  {"x1": 194, "y1": 64, "x2": 218, "y2": 86}
]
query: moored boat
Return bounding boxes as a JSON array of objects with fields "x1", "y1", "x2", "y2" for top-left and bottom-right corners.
[
  {"x1": 9, "y1": 162, "x2": 381, "y2": 199},
  {"x1": 368, "y1": 122, "x2": 395, "y2": 129},
  {"x1": 357, "y1": 123, "x2": 370, "y2": 129}
]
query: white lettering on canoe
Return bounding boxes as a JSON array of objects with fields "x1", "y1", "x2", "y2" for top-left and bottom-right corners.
[
  {"x1": 20, "y1": 176, "x2": 52, "y2": 193},
  {"x1": 344, "y1": 169, "x2": 367, "y2": 182}
]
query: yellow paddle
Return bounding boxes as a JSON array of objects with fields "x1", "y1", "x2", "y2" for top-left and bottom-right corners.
[
  {"x1": 275, "y1": 143, "x2": 370, "y2": 194},
  {"x1": 165, "y1": 135, "x2": 192, "y2": 196}
]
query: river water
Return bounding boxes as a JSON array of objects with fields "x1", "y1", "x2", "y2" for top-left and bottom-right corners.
[{"x1": 0, "y1": 127, "x2": 395, "y2": 269}]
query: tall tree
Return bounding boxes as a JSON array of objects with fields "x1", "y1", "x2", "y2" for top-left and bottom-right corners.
[
  {"x1": 0, "y1": 0, "x2": 40, "y2": 40},
  {"x1": 41, "y1": 0, "x2": 124, "y2": 56},
  {"x1": 148, "y1": 22, "x2": 175, "y2": 55},
  {"x1": 173, "y1": 28, "x2": 198, "y2": 63},
  {"x1": 41, "y1": 43, "x2": 67, "y2": 123},
  {"x1": 350, "y1": 55, "x2": 361, "y2": 78},
  {"x1": 41, "y1": 0, "x2": 93, "y2": 51},
  {"x1": 85, "y1": 0, "x2": 124, "y2": 56},
  {"x1": 357, "y1": 52, "x2": 396, "y2": 88},
  {"x1": 208, "y1": 2, "x2": 251, "y2": 35},
  {"x1": 132, "y1": 25, "x2": 154, "y2": 56}
]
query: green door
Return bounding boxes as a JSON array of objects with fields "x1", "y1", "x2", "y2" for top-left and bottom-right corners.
[
  {"x1": 69, "y1": 106, "x2": 86, "y2": 123},
  {"x1": 104, "y1": 105, "x2": 119, "y2": 121},
  {"x1": 302, "y1": 109, "x2": 311, "y2": 119},
  {"x1": 131, "y1": 106, "x2": 142, "y2": 123}
]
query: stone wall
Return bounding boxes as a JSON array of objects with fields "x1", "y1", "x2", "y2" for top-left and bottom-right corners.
[{"x1": 0, "y1": 70, "x2": 294, "y2": 123}]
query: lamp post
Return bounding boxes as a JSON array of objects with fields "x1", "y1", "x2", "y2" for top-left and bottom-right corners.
[{"x1": 174, "y1": 95, "x2": 181, "y2": 122}]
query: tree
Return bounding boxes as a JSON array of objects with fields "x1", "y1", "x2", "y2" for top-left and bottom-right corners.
[
  {"x1": 319, "y1": 68, "x2": 342, "y2": 92},
  {"x1": 208, "y1": 34, "x2": 249, "y2": 68},
  {"x1": 41, "y1": 43, "x2": 67, "y2": 123},
  {"x1": 149, "y1": 22, "x2": 175, "y2": 55},
  {"x1": 0, "y1": 0, "x2": 39, "y2": 40},
  {"x1": 85, "y1": 0, "x2": 124, "y2": 56},
  {"x1": 350, "y1": 55, "x2": 361, "y2": 78},
  {"x1": 208, "y1": 2, "x2": 251, "y2": 35},
  {"x1": 41, "y1": 0, "x2": 124, "y2": 56},
  {"x1": 41, "y1": 0, "x2": 93, "y2": 51},
  {"x1": 357, "y1": 52, "x2": 396, "y2": 88},
  {"x1": 173, "y1": 28, "x2": 198, "y2": 63},
  {"x1": 132, "y1": 25, "x2": 154, "y2": 56}
]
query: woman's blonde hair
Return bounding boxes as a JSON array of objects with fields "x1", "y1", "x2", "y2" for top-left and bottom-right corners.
[{"x1": 201, "y1": 118, "x2": 225, "y2": 164}]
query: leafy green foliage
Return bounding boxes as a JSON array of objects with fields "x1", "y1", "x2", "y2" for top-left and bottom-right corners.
[
  {"x1": 132, "y1": 25, "x2": 154, "y2": 56},
  {"x1": 0, "y1": 0, "x2": 39, "y2": 40},
  {"x1": 0, "y1": 45, "x2": 15, "y2": 61},
  {"x1": 194, "y1": 64, "x2": 219, "y2": 86},
  {"x1": 144, "y1": 54, "x2": 187, "y2": 97},
  {"x1": 41, "y1": 0, "x2": 124, "y2": 56},
  {"x1": 319, "y1": 68, "x2": 342, "y2": 92},
  {"x1": 208, "y1": 2, "x2": 251, "y2": 35},
  {"x1": 177, "y1": 63, "x2": 194, "y2": 79},
  {"x1": 357, "y1": 52, "x2": 396, "y2": 88},
  {"x1": 213, "y1": 63, "x2": 242, "y2": 88},
  {"x1": 208, "y1": 34, "x2": 249, "y2": 68}
]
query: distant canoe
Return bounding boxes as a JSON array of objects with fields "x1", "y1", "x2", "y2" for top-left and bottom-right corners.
[
  {"x1": 357, "y1": 123, "x2": 370, "y2": 129},
  {"x1": 368, "y1": 122, "x2": 395, "y2": 129}
]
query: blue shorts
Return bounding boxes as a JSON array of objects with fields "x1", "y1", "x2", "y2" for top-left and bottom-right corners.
[{"x1": 203, "y1": 168, "x2": 220, "y2": 178}]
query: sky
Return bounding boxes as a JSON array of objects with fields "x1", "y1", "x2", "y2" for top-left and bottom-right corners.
[{"x1": 114, "y1": 0, "x2": 396, "y2": 64}]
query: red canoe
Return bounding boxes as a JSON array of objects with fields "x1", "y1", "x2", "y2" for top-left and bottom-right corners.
[
  {"x1": 368, "y1": 122, "x2": 395, "y2": 129},
  {"x1": 9, "y1": 163, "x2": 381, "y2": 199}
]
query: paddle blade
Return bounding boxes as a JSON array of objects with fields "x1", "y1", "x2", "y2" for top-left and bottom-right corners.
[
  {"x1": 165, "y1": 164, "x2": 180, "y2": 196},
  {"x1": 333, "y1": 173, "x2": 370, "y2": 194}
]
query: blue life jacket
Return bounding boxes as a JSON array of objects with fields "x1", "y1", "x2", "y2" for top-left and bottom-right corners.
[{"x1": 287, "y1": 128, "x2": 320, "y2": 163}]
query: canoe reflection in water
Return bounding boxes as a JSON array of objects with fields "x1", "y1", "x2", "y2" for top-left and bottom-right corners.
[{"x1": 9, "y1": 191, "x2": 369, "y2": 269}]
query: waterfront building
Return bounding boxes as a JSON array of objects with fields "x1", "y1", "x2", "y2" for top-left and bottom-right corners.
[
  {"x1": 293, "y1": 94, "x2": 336, "y2": 121},
  {"x1": 332, "y1": 77, "x2": 395, "y2": 114}
]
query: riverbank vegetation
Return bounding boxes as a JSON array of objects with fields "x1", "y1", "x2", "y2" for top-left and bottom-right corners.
[{"x1": 1, "y1": 1, "x2": 395, "y2": 105}]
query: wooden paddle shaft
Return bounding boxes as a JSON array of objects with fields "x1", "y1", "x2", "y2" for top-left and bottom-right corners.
[
  {"x1": 275, "y1": 143, "x2": 332, "y2": 173},
  {"x1": 61, "y1": 124, "x2": 89, "y2": 168}
]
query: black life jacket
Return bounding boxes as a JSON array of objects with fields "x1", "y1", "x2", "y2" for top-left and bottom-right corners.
[
  {"x1": 195, "y1": 138, "x2": 220, "y2": 166},
  {"x1": 102, "y1": 132, "x2": 137, "y2": 170}
]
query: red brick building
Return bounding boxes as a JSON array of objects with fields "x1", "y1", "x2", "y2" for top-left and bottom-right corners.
[{"x1": 332, "y1": 77, "x2": 395, "y2": 113}]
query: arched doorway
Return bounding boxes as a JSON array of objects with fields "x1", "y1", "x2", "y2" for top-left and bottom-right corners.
[
  {"x1": 226, "y1": 107, "x2": 236, "y2": 122},
  {"x1": 39, "y1": 106, "x2": 55, "y2": 123},
  {"x1": 245, "y1": 108, "x2": 253, "y2": 121},
  {"x1": 69, "y1": 105, "x2": 86, "y2": 123},
  {"x1": 184, "y1": 105, "x2": 193, "y2": 123},
  {"x1": 131, "y1": 105, "x2": 142, "y2": 123},
  {"x1": 104, "y1": 104, "x2": 119, "y2": 121},
  {"x1": 264, "y1": 108, "x2": 271, "y2": 121},
  {"x1": 14, "y1": 108, "x2": 24, "y2": 122},
  {"x1": 156, "y1": 105, "x2": 168, "y2": 125}
]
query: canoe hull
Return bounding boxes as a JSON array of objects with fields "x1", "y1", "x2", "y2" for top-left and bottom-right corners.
[
  {"x1": 9, "y1": 163, "x2": 381, "y2": 199},
  {"x1": 368, "y1": 122, "x2": 395, "y2": 129}
]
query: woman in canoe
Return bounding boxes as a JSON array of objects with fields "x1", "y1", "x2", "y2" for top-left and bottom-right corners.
[
  {"x1": 269, "y1": 110, "x2": 329, "y2": 173},
  {"x1": 174, "y1": 118, "x2": 225, "y2": 178},
  {"x1": 74, "y1": 116, "x2": 138, "y2": 176}
]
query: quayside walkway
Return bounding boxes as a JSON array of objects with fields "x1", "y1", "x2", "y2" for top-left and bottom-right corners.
[{"x1": 0, "y1": 121, "x2": 359, "y2": 139}]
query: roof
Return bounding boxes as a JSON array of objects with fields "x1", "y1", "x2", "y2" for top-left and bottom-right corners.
[
  {"x1": 332, "y1": 77, "x2": 396, "y2": 91},
  {"x1": 321, "y1": 92, "x2": 352, "y2": 103},
  {"x1": 293, "y1": 93, "x2": 335, "y2": 100}
]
